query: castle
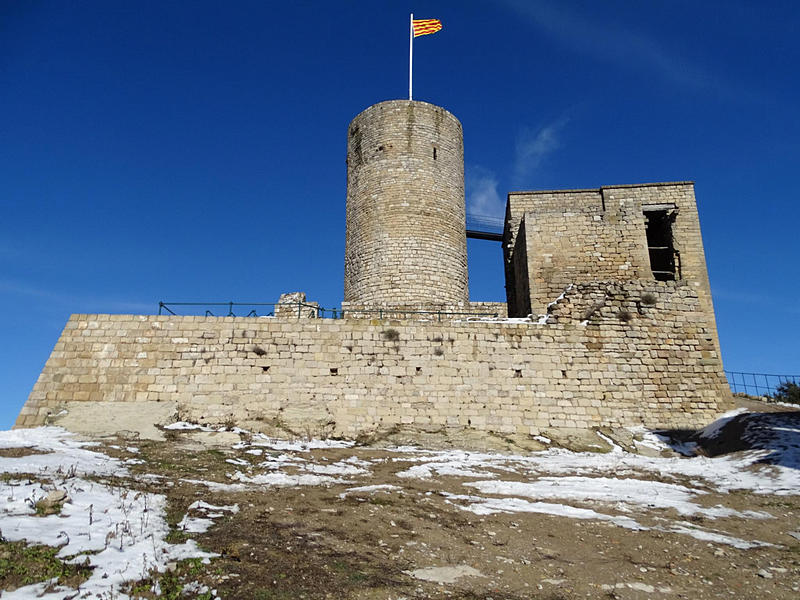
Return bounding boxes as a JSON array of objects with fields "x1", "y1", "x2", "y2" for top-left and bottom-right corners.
[{"x1": 15, "y1": 100, "x2": 732, "y2": 439}]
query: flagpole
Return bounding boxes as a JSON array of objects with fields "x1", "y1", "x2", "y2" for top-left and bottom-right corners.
[{"x1": 409, "y1": 13, "x2": 413, "y2": 100}]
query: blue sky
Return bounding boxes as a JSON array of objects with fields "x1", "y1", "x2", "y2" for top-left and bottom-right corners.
[{"x1": 2, "y1": 1, "x2": 799, "y2": 429}]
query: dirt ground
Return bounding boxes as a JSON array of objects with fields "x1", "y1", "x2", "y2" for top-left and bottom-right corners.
[
  {"x1": 95, "y1": 403, "x2": 799, "y2": 599},
  {"x1": 3, "y1": 399, "x2": 798, "y2": 599}
]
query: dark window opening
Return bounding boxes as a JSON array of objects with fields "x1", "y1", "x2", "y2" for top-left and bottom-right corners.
[
  {"x1": 433, "y1": 146, "x2": 437, "y2": 160},
  {"x1": 644, "y1": 210, "x2": 678, "y2": 281},
  {"x1": 330, "y1": 368, "x2": 338, "y2": 376}
]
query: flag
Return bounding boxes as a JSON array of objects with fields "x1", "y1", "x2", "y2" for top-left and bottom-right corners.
[{"x1": 412, "y1": 18, "x2": 442, "y2": 37}]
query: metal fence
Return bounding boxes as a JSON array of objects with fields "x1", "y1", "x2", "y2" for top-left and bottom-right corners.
[
  {"x1": 725, "y1": 371, "x2": 799, "y2": 398},
  {"x1": 158, "y1": 301, "x2": 499, "y2": 321},
  {"x1": 465, "y1": 213, "x2": 504, "y2": 233},
  {"x1": 158, "y1": 301, "x2": 328, "y2": 318}
]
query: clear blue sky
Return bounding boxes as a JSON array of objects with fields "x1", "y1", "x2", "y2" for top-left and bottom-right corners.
[{"x1": 2, "y1": 1, "x2": 799, "y2": 429}]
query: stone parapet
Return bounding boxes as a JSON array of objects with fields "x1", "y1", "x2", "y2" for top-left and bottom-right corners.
[{"x1": 16, "y1": 281, "x2": 732, "y2": 437}]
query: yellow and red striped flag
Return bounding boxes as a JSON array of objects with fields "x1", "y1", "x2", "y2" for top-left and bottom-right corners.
[{"x1": 412, "y1": 18, "x2": 442, "y2": 37}]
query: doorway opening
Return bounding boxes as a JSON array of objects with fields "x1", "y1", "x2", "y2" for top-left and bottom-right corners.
[{"x1": 644, "y1": 209, "x2": 679, "y2": 281}]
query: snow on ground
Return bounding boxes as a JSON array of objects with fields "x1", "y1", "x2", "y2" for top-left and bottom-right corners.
[
  {"x1": 338, "y1": 484, "x2": 402, "y2": 499},
  {"x1": 178, "y1": 501, "x2": 239, "y2": 534},
  {"x1": 230, "y1": 470, "x2": 350, "y2": 487},
  {"x1": 1, "y1": 406, "x2": 798, "y2": 596},
  {"x1": 237, "y1": 432, "x2": 355, "y2": 452},
  {"x1": 216, "y1": 412, "x2": 798, "y2": 549},
  {"x1": 0, "y1": 427, "x2": 125, "y2": 478},
  {"x1": 463, "y1": 477, "x2": 771, "y2": 519},
  {"x1": 0, "y1": 429, "x2": 215, "y2": 599}
]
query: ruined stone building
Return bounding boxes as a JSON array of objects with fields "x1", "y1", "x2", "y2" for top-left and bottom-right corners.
[{"x1": 15, "y1": 100, "x2": 732, "y2": 439}]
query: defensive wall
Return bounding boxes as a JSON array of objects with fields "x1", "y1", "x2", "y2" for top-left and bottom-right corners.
[
  {"x1": 16, "y1": 280, "x2": 731, "y2": 437},
  {"x1": 14, "y1": 99, "x2": 733, "y2": 439}
]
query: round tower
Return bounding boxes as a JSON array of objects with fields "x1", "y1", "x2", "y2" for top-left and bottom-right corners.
[{"x1": 344, "y1": 100, "x2": 469, "y2": 306}]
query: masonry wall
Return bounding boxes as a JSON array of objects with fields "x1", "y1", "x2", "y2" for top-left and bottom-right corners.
[
  {"x1": 603, "y1": 183, "x2": 719, "y2": 350},
  {"x1": 17, "y1": 281, "x2": 731, "y2": 437},
  {"x1": 503, "y1": 182, "x2": 720, "y2": 353},
  {"x1": 504, "y1": 188, "x2": 652, "y2": 315},
  {"x1": 343, "y1": 100, "x2": 469, "y2": 306},
  {"x1": 507, "y1": 216, "x2": 532, "y2": 317}
]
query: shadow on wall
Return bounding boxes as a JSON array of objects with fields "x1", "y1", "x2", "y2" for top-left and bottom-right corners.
[{"x1": 657, "y1": 410, "x2": 800, "y2": 472}]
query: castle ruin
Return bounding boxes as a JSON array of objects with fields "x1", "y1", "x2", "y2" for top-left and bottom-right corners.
[{"x1": 15, "y1": 100, "x2": 732, "y2": 439}]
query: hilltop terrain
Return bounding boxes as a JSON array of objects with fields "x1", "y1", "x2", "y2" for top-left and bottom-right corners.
[{"x1": 1, "y1": 399, "x2": 798, "y2": 599}]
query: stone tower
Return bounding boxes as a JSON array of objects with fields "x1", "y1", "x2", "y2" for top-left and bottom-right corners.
[{"x1": 343, "y1": 100, "x2": 469, "y2": 306}]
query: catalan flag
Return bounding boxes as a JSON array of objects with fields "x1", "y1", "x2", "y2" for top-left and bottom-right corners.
[
  {"x1": 412, "y1": 18, "x2": 442, "y2": 37},
  {"x1": 408, "y1": 14, "x2": 442, "y2": 100}
]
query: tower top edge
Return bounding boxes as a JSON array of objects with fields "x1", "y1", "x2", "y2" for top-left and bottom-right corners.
[{"x1": 349, "y1": 100, "x2": 461, "y2": 128}]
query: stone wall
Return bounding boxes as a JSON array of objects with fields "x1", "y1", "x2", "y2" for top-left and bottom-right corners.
[
  {"x1": 604, "y1": 183, "x2": 719, "y2": 350},
  {"x1": 344, "y1": 100, "x2": 469, "y2": 306},
  {"x1": 503, "y1": 182, "x2": 720, "y2": 351},
  {"x1": 17, "y1": 281, "x2": 731, "y2": 437},
  {"x1": 339, "y1": 301, "x2": 507, "y2": 320},
  {"x1": 505, "y1": 188, "x2": 651, "y2": 315}
]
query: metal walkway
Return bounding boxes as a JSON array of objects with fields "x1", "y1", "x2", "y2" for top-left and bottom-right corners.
[{"x1": 466, "y1": 213, "x2": 504, "y2": 241}]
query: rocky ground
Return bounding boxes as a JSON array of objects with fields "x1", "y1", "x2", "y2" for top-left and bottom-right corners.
[{"x1": 1, "y1": 399, "x2": 798, "y2": 599}]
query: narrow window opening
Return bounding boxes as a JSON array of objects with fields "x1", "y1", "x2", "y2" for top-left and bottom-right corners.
[
  {"x1": 644, "y1": 210, "x2": 678, "y2": 281},
  {"x1": 433, "y1": 146, "x2": 437, "y2": 160}
]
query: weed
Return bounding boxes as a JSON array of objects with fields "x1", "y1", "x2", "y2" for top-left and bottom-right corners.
[
  {"x1": 331, "y1": 560, "x2": 368, "y2": 582},
  {"x1": 618, "y1": 310, "x2": 633, "y2": 322},
  {"x1": 33, "y1": 500, "x2": 62, "y2": 516},
  {"x1": 433, "y1": 348, "x2": 444, "y2": 356},
  {"x1": 0, "y1": 447, "x2": 52, "y2": 458},
  {"x1": 125, "y1": 558, "x2": 215, "y2": 600},
  {"x1": 772, "y1": 381, "x2": 800, "y2": 405},
  {"x1": 382, "y1": 329, "x2": 400, "y2": 342},
  {"x1": 641, "y1": 292, "x2": 658, "y2": 305},
  {"x1": 0, "y1": 540, "x2": 91, "y2": 591},
  {"x1": 368, "y1": 497, "x2": 393, "y2": 506},
  {"x1": 165, "y1": 529, "x2": 189, "y2": 544}
]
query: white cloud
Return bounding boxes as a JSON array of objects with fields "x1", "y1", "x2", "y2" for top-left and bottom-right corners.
[
  {"x1": 502, "y1": 0, "x2": 756, "y2": 101},
  {"x1": 466, "y1": 166, "x2": 504, "y2": 217},
  {"x1": 513, "y1": 116, "x2": 569, "y2": 185},
  {"x1": 0, "y1": 279, "x2": 153, "y2": 314}
]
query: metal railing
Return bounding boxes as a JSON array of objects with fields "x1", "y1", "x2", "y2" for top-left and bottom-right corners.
[
  {"x1": 725, "y1": 370, "x2": 799, "y2": 398},
  {"x1": 466, "y1": 213, "x2": 504, "y2": 241},
  {"x1": 158, "y1": 301, "x2": 499, "y2": 321},
  {"x1": 158, "y1": 301, "x2": 328, "y2": 318},
  {"x1": 466, "y1": 213, "x2": 504, "y2": 233}
]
